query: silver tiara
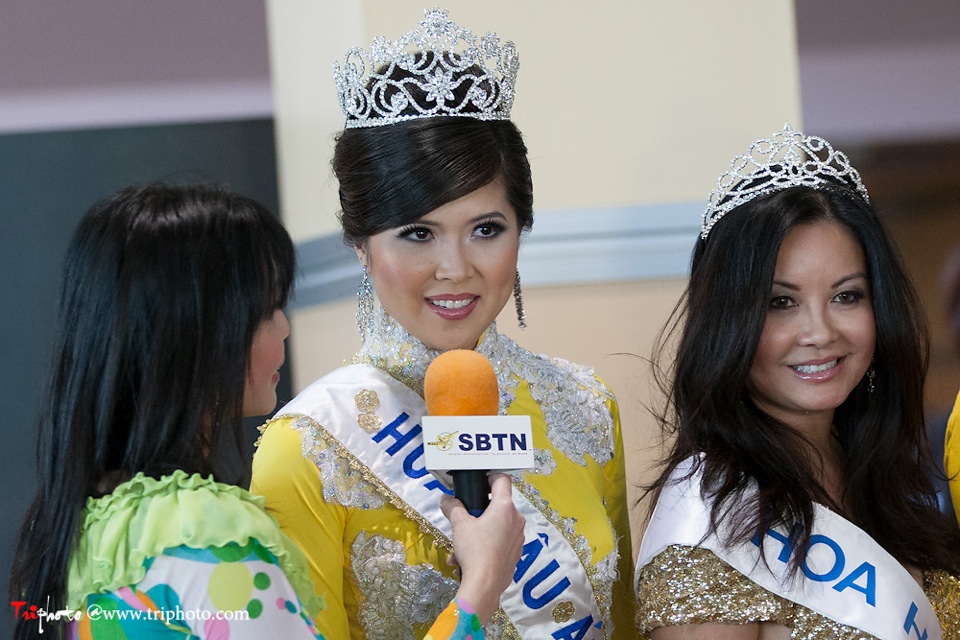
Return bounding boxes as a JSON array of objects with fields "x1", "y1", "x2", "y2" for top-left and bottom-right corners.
[
  {"x1": 333, "y1": 7, "x2": 519, "y2": 129},
  {"x1": 701, "y1": 124, "x2": 870, "y2": 239}
]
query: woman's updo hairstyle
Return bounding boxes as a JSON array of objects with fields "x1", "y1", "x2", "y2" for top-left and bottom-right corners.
[{"x1": 333, "y1": 55, "x2": 533, "y2": 246}]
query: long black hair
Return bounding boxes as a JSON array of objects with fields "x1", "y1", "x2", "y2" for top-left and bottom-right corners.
[
  {"x1": 9, "y1": 183, "x2": 295, "y2": 638},
  {"x1": 649, "y1": 183, "x2": 960, "y2": 574},
  {"x1": 333, "y1": 56, "x2": 534, "y2": 246}
]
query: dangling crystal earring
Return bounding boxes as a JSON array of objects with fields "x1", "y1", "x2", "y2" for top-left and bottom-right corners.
[
  {"x1": 513, "y1": 271, "x2": 526, "y2": 330},
  {"x1": 356, "y1": 267, "x2": 374, "y2": 340},
  {"x1": 866, "y1": 364, "x2": 876, "y2": 396}
]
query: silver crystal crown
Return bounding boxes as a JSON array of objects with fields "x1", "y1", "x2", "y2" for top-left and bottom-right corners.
[
  {"x1": 701, "y1": 124, "x2": 870, "y2": 239},
  {"x1": 333, "y1": 7, "x2": 519, "y2": 129}
]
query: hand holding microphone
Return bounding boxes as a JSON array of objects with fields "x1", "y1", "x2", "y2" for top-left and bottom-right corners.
[
  {"x1": 425, "y1": 350, "x2": 531, "y2": 622},
  {"x1": 440, "y1": 473, "x2": 525, "y2": 624},
  {"x1": 423, "y1": 349, "x2": 534, "y2": 515}
]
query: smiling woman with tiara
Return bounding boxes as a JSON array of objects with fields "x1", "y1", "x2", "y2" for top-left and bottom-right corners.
[
  {"x1": 251, "y1": 7, "x2": 636, "y2": 640},
  {"x1": 635, "y1": 126, "x2": 960, "y2": 639}
]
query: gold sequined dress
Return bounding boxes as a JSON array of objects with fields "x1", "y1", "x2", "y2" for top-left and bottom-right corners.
[
  {"x1": 636, "y1": 534, "x2": 960, "y2": 638},
  {"x1": 251, "y1": 310, "x2": 636, "y2": 640}
]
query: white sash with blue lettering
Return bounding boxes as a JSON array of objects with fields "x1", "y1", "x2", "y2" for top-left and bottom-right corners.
[
  {"x1": 278, "y1": 364, "x2": 607, "y2": 640},
  {"x1": 637, "y1": 456, "x2": 941, "y2": 640}
]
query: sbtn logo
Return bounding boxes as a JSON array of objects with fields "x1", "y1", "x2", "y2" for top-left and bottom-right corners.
[{"x1": 427, "y1": 431, "x2": 458, "y2": 451}]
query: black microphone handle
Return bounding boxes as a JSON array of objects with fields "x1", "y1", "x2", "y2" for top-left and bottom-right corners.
[{"x1": 450, "y1": 469, "x2": 490, "y2": 516}]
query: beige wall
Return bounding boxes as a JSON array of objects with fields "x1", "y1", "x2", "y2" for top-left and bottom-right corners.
[
  {"x1": 264, "y1": 0, "x2": 359, "y2": 240},
  {"x1": 267, "y1": 0, "x2": 802, "y2": 547}
]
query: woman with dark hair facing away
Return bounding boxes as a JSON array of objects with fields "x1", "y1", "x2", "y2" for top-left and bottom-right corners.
[
  {"x1": 251, "y1": 8, "x2": 635, "y2": 640},
  {"x1": 9, "y1": 183, "x2": 524, "y2": 640},
  {"x1": 634, "y1": 125, "x2": 960, "y2": 639}
]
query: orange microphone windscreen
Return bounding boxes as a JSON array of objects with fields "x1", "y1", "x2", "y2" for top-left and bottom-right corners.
[{"x1": 424, "y1": 349, "x2": 499, "y2": 416}]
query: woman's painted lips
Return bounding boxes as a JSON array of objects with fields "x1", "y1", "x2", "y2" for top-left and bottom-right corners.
[{"x1": 428, "y1": 296, "x2": 478, "y2": 319}]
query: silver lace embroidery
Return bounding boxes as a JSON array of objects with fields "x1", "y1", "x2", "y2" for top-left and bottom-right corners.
[
  {"x1": 497, "y1": 352, "x2": 615, "y2": 466},
  {"x1": 291, "y1": 415, "x2": 385, "y2": 509},
  {"x1": 531, "y1": 448, "x2": 557, "y2": 476},
  {"x1": 484, "y1": 615, "x2": 512, "y2": 640},
  {"x1": 351, "y1": 532, "x2": 458, "y2": 640},
  {"x1": 592, "y1": 548, "x2": 620, "y2": 637}
]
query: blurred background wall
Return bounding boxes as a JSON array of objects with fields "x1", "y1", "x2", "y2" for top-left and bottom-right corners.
[{"x1": 2, "y1": 0, "x2": 958, "y2": 633}]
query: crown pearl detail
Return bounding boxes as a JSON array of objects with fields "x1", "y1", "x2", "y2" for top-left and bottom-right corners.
[
  {"x1": 701, "y1": 124, "x2": 871, "y2": 240},
  {"x1": 333, "y1": 7, "x2": 519, "y2": 129}
]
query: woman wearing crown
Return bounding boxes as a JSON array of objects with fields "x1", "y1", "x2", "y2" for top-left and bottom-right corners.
[
  {"x1": 250, "y1": 8, "x2": 636, "y2": 640},
  {"x1": 635, "y1": 125, "x2": 960, "y2": 639}
]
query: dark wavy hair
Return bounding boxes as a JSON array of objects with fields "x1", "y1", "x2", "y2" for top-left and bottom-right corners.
[
  {"x1": 9, "y1": 184, "x2": 295, "y2": 639},
  {"x1": 648, "y1": 182, "x2": 960, "y2": 574},
  {"x1": 333, "y1": 57, "x2": 534, "y2": 246}
]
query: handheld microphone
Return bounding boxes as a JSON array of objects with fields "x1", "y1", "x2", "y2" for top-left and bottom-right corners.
[{"x1": 423, "y1": 350, "x2": 533, "y2": 516}]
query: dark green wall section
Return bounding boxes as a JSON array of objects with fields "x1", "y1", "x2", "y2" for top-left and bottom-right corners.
[{"x1": 0, "y1": 119, "x2": 287, "y2": 631}]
